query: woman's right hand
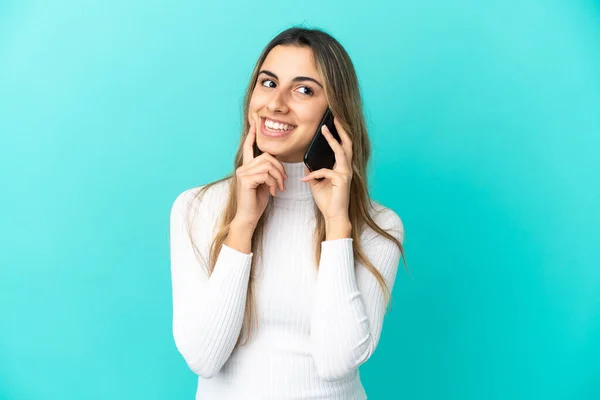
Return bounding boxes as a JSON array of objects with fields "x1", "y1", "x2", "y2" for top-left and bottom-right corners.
[{"x1": 233, "y1": 115, "x2": 288, "y2": 228}]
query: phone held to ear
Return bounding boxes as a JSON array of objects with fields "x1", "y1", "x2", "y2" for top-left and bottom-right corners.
[{"x1": 303, "y1": 108, "x2": 341, "y2": 180}]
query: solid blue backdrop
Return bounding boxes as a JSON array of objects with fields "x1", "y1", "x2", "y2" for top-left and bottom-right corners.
[{"x1": 1, "y1": 0, "x2": 598, "y2": 399}]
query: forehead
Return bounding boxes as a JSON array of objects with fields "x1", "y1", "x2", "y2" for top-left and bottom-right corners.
[{"x1": 260, "y1": 45, "x2": 320, "y2": 80}]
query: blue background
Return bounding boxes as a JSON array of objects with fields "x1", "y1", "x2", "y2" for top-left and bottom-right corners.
[{"x1": 1, "y1": 0, "x2": 599, "y2": 399}]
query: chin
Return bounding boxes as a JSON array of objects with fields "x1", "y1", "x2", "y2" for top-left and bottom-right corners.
[
  {"x1": 257, "y1": 142, "x2": 294, "y2": 159},
  {"x1": 257, "y1": 140, "x2": 280, "y2": 152}
]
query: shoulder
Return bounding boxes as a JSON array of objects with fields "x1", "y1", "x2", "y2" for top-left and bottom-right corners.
[
  {"x1": 360, "y1": 200, "x2": 405, "y2": 245},
  {"x1": 170, "y1": 178, "x2": 232, "y2": 222},
  {"x1": 170, "y1": 178, "x2": 233, "y2": 248}
]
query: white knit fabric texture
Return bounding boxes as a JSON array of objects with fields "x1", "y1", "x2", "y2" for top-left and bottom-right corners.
[{"x1": 169, "y1": 161, "x2": 404, "y2": 400}]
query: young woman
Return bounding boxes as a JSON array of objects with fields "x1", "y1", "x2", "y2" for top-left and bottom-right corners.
[{"x1": 169, "y1": 26, "x2": 408, "y2": 400}]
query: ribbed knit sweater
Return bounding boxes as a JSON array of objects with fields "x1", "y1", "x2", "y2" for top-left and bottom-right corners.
[{"x1": 169, "y1": 161, "x2": 405, "y2": 400}]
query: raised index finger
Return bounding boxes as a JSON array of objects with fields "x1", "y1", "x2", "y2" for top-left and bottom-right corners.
[{"x1": 243, "y1": 119, "x2": 256, "y2": 165}]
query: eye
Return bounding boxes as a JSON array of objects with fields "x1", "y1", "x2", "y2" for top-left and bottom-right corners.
[
  {"x1": 260, "y1": 78, "x2": 276, "y2": 88},
  {"x1": 297, "y1": 86, "x2": 314, "y2": 96},
  {"x1": 259, "y1": 78, "x2": 314, "y2": 96}
]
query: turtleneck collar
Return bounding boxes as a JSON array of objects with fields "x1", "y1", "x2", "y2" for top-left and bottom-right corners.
[{"x1": 275, "y1": 161, "x2": 314, "y2": 200}]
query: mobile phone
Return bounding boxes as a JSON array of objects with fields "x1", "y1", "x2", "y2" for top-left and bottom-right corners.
[{"x1": 303, "y1": 108, "x2": 341, "y2": 178}]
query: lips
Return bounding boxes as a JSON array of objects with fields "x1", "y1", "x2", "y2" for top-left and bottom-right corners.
[
  {"x1": 261, "y1": 116, "x2": 296, "y2": 127},
  {"x1": 261, "y1": 117, "x2": 296, "y2": 138}
]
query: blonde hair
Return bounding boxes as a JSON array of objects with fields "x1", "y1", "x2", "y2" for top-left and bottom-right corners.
[{"x1": 186, "y1": 26, "x2": 408, "y2": 348}]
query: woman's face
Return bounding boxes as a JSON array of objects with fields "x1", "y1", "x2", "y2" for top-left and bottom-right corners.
[{"x1": 248, "y1": 45, "x2": 329, "y2": 162}]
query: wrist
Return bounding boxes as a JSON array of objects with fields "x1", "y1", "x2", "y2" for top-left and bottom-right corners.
[
  {"x1": 325, "y1": 217, "x2": 352, "y2": 240},
  {"x1": 226, "y1": 218, "x2": 256, "y2": 254},
  {"x1": 231, "y1": 217, "x2": 257, "y2": 234}
]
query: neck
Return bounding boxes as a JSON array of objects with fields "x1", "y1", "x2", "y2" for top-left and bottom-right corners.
[{"x1": 274, "y1": 161, "x2": 313, "y2": 200}]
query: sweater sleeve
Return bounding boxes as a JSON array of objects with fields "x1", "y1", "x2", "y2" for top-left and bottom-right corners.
[
  {"x1": 309, "y1": 206, "x2": 405, "y2": 381},
  {"x1": 169, "y1": 188, "x2": 253, "y2": 378}
]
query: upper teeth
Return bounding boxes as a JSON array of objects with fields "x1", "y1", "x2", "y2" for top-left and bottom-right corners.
[{"x1": 265, "y1": 119, "x2": 295, "y2": 131}]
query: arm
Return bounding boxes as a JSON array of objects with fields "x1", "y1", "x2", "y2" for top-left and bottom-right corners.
[
  {"x1": 169, "y1": 188, "x2": 253, "y2": 378},
  {"x1": 309, "y1": 206, "x2": 405, "y2": 381}
]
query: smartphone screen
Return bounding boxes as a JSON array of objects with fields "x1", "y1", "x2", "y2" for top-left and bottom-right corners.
[{"x1": 303, "y1": 108, "x2": 342, "y2": 175}]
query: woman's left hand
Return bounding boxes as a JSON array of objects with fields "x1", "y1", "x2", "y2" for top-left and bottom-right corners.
[{"x1": 301, "y1": 116, "x2": 353, "y2": 222}]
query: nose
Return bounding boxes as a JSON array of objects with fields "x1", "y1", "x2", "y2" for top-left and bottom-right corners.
[{"x1": 266, "y1": 90, "x2": 289, "y2": 114}]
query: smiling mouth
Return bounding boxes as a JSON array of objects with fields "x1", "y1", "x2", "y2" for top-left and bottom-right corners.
[
  {"x1": 263, "y1": 117, "x2": 296, "y2": 131},
  {"x1": 261, "y1": 117, "x2": 297, "y2": 137}
]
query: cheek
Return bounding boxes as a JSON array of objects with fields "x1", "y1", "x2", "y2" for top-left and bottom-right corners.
[
  {"x1": 298, "y1": 110, "x2": 322, "y2": 132},
  {"x1": 247, "y1": 94, "x2": 260, "y2": 114},
  {"x1": 302, "y1": 118, "x2": 320, "y2": 136},
  {"x1": 247, "y1": 97, "x2": 264, "y2": 123},
  {"x1": 296, "y1": 125, "x2": 318, "y2": 147},
  {"x1": 249, "y1": 90, "x2": 269, "y2": 107},
  {"x1": 248, "y1": 97, "x2": 258, "y2": 112}
]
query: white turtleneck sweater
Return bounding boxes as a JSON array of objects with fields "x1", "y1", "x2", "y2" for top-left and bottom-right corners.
[{"x1": 169, "y1": 161, "x2": 405, "y2": 400}]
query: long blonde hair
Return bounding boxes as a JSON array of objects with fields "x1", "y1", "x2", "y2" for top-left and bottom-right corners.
[{"x1": 186, "y1": 26, "x2": 408, "y2": 348}]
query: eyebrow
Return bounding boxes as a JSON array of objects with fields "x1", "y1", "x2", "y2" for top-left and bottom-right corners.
[{"x1": 258, "y1": 69, "x2": 323, "y2": 89}]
